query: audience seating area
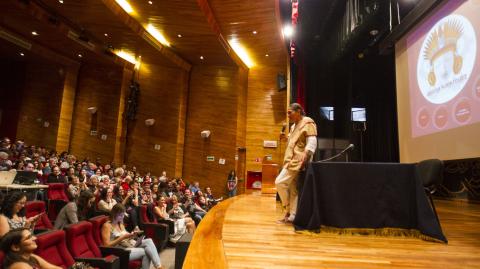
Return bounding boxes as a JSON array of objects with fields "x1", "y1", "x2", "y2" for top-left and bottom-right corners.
[{"x1": 0, "y1": 138, "x2": 223, "y2": 268}]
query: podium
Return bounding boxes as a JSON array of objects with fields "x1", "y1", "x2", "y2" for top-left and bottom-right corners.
[{"x1": 261, "y1": 158, "x2": 279, "y2": 194}]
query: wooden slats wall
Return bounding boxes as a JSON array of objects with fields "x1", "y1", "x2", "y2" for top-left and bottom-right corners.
[
  {"x1": 16, "y1": 62, "x2": 64, "y2": 150},
  {"x1": 69, "y1": 63, "x2": 123, "y2": 163},
  {"x1": 123, "y1": 63, "x2": 188, "y2": 176},
  {"x1": 182, "y1": 65, "x2": 248, "y2": 196}
]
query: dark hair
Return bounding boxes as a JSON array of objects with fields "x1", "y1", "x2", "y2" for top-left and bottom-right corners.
[
  {"x1": 100, "y1": 188, "x2": 110, "y2": 200},
  {"x1": 1, "y1": 191, "x2": 27, "y2": 218},
  {"x1": 77, "y1": 190, "x2": 94, "y2": 220},
  {"x1": 0, "y1": 228, "x2": 40, "y2": 268},
  {"x1": 289, "y1": 102, "x2": 306, "y2": 116},
  {"x1": 109, "y1": 203, "x2": 126, "y2": 221}
]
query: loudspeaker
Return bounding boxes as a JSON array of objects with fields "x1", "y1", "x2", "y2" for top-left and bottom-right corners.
[{"x1": 277, "y1": 73, "x2": 287, "y2": 91}]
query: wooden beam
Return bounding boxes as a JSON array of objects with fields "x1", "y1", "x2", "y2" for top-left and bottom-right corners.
[
  {"x1": 113, "y1": 67, "x2": 133, "y2": 166},
  {"x1": 196, "y1": 0, "x2": 249, "y2": 70},
  {"x1": 55, "y1": 64, "x2": 80, "y2": 152},
  {"x1": 174, "y1": 70, "x2": 190, "y2": 177},
  {"x1": 101, "y1": 0, "x2": 192, "y2": 72}
]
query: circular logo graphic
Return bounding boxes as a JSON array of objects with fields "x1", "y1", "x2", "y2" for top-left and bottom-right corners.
[
  {"x1": 417, "y1": 14, "x2": 477, "y2": 104},
  {"x1": 474, "y1": 76, "x2": 480, "y2": 100},
  {"x1": 433, "y1": 106, "x2": 448, "y2": 129},
  {"x1": 416, "y1": 107, "x2": 430, "y2": 128},
  {"x1": 453, "y1": 97, "x2": 472, "y2": 124}
]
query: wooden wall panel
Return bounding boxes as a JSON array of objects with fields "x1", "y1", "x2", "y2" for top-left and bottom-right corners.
[
  {"x1": 69, "y1": 64, "x2": 123, "y2": 163},
  {"x1": 183, "y1": 66, "x2": 248, "y2": 197},
  {"x1": 245, "y1": 64, "x2": 287, "y2": 173},
  {"x1": 124, "y1": 63, "x2": 188, "y2": 176},
  {"x1": 16, "y1": 62, "x2": 64, "y2": 149},
  {"x1": 55, "y1": 65, "x2": 80, "y2": 152}
]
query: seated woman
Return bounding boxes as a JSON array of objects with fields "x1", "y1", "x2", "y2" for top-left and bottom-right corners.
[
  {"x1": 0, "y1": 228, "x2": 62, "y2": 269},
  {"x1": 101, "y1": 204, "x2": 164, "y2": 269},
  {"x1": 97, "y1": 188, "x2": 117, "y2": 213},
  {"x1": 54, "y1": 190, "x2": 95, "y2": 229},
  {"x1": 0, "y1": 192, "x2": 43, "y2": 237},
  {"x1": 154, "y1": 195, "x2": 195, "y2": 234}
]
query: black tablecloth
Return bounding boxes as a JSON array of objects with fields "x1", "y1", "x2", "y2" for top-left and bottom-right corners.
[{"x1": 294, "y1": 162, "x2": 447, "y2": 243}]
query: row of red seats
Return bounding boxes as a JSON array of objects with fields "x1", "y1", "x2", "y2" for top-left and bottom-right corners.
[{"x1": 0, "y1": 216, "x2": 142, "y2": 269}]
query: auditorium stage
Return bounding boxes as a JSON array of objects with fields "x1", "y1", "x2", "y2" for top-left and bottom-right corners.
[{"x1": 183, "y1": 192, "x2": 480, "y2": 269}]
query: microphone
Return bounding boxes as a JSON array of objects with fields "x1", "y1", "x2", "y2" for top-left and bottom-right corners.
[
  {"x1": 281, "y1": 122, "x2": 287, "y2": 134},
  {"x1": 316, "y1": 143, "x2": 355, "y2": 163}
]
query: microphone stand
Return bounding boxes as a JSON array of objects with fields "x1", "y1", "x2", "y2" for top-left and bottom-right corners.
[{"x1": 316, "y1": 144, "x2": 354, "y2": 163}]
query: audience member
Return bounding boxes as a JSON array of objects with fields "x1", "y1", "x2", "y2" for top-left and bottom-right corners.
[
  {"x1": 54, "y1": 190, "x2": 95, "y2": 229},
  {"x1": 101, "y1": 204, "x2": 164, "y2": 269},
  {"x1": 0, "y1": 228, "x2": 62, "y2": 269}
]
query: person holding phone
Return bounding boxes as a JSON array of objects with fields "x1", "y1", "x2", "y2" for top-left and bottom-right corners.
[
  {"x1": 0, "y1": 192, "x2": 43, "y2": 235},
  {"x1": 101, "y1": 204, "x2": 164, "y2": 269}
]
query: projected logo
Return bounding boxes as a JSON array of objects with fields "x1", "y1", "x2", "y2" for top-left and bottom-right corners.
[{"x1": 417, "y1": 15, "x2": 477, "y2": 104}]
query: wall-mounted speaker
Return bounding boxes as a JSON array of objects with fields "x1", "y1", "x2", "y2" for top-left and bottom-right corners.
[{"x1": 277, "y1": 73, "x2": 287, "y2": 91}]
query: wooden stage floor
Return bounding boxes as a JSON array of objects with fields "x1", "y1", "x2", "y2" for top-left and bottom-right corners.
[{"x1": 184, "y1": 192, "x2": 480, "y2": 269}]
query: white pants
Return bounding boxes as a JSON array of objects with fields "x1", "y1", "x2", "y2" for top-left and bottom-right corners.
[
  {"x1": 275, "y1": 168, "x2": 299, "y2": 216},
  {"x1": 128, "y1": 238, "x2": 161, "y2": 269}
]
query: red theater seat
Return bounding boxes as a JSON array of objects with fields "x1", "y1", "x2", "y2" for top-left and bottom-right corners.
[
  {"x1": 0, "y1": 251, "x2": 4, "y2": 269},
  {"x1": 88, "y1": 216, "x2": 141, "y2": 269},
  {"x1": 34, "y1": 230, "x2": 75, "y2": 268},
  {"x1": 65, "y1": 221, "x2": 120, "y2": 269},
  {"x1": 139, "y1": 205, "x2": 169, "y2": 250},
  {"x1": 25, "y1": 201, "x2": 53, "y2": 232}
]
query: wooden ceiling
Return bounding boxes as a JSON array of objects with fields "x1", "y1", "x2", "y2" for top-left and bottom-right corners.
[
  {"x1": 0, "y1": 0, "x2": 286, "y2": 69},
  {"x1": 208, "y1": 0, "x2": 287, "y2": 67}
]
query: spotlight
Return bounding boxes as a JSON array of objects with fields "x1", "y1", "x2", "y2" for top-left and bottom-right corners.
[{"x1": 283, "y1": 25, "x2": 293, "y2": 38}]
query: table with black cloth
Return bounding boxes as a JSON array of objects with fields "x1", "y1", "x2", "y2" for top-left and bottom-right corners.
[{"x1": 293, "y1": 162, "x2": 447, "y2": 243}]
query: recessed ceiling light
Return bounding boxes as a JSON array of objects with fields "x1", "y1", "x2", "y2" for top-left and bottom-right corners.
[
  {"x1": 265, "y1": 54, "x2": 269, "y2": 57},
  {"x1": 59, "y1": 0, "x2": 64, "y2": 3},
  {"x1": 148, "y1": 0, "x2": 153, "y2": 4},
  {"x1": 177, "y1": 34, "x2": 182, "y2": 38},
  {"x1": 252, "y1": 31, "x2": 257, "y2": 35},
  {"x1": 104, "y1": 33, "x2": 109, "y2": 37},
  {"x1": 200, "y1": 56, "x2": 204, "y2": 60},
  {"x1": 31, "y1": 31, "x2": 39, "y2": 36},
  {"x1": 78, "y1": 54, "x2": 83, "y2": 58},
  {"x1": 20, "y1": 52, "x2": 25, "y2": 56}
]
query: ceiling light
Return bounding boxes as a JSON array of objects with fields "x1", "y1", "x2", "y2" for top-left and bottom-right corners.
[
  {"x1": 20, "y1": 52, "x2": 25, "y2": 56},
  {"x1": 78, "y1": 54, "x2": 83, "y2": 58},
  {"x1": 229, "y1": 39, "x2": 254, "y2": 68},
  {"x1": 134, "y1": 56, "x2": 142, "y2": 70},
  {"x1": 31, "y1": 31, "x2": 39, "y2": 36},
  {"x1": 115, "y1": 0, "x2": 134, "y2": 13},
  {"x1": 104, "y1": 33, "x2": 109, "y2": 37},
  {"x1": 200, "y1": 56, "x2": 204, "y2": 60},
  {"x1": 265, "y1": 54, "x2": 269, "y2": 57},
  {"x1": 177, "y1": 34, "x2": 182, "y2": 38},
  {"x1": 148, "y1": 1, "x2": 153, "y2": 4},
  {"x1": 146, "y1": 24, "x2": 170, "y2": 47},
  {"x1": 283, "y1": 25, "x2": 293, "y2": 38},
  {"x1": 252, "y1": 31, "x2": 257, "y2": 35},
  {"x1": 58, "y1": 0, "x2": 64, "y2": 3},
  {"x1": 115, "y1": 50, "x2": 137, "y2": 64}
]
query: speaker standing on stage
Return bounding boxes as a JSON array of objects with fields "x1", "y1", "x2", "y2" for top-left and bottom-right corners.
[{"x1": 276, "y1": 103, "x2": 317, "y2": 224}]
